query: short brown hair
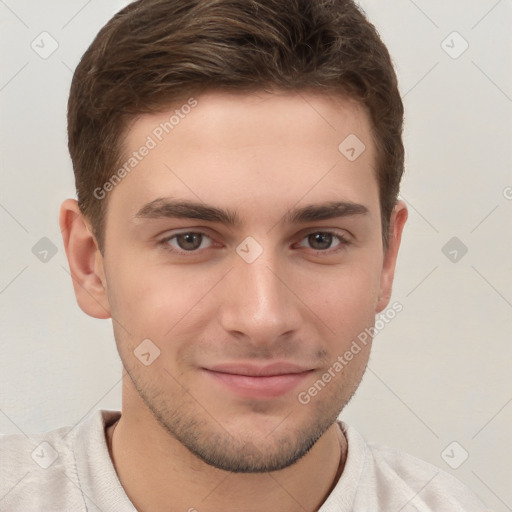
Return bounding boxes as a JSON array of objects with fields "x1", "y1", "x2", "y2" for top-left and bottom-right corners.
[{"x1": 67, "y1": 0, "x2": 404, "y2": 252}]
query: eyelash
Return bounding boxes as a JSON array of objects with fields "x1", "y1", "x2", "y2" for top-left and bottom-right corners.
[{"x1": 158, "y1": 230, "x2": 351, "y2": 256}]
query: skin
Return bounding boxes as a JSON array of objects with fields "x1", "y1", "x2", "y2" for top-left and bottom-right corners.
[{"x1": 60, "y1": 90, "x2": 407, "y2": 512}]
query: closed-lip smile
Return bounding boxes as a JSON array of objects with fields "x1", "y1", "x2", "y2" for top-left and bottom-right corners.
[{"x1": 202, "y1": 362, "x2": 314, "y2": 399}]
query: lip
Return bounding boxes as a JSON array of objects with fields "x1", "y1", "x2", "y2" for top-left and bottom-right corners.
[{"x1": 202, "y1": 362, "x2": 313, "y2": 399}]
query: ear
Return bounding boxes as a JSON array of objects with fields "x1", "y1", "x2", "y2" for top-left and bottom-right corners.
[
  {"x1": 59, "y1": 199, "x2": 111, "y2": 319},
  {"x1": 376, "y1": 200, "x2": 408, "y2": 313}
]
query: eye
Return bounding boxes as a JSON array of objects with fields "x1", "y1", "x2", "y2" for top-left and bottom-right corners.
[
  {"x1": 161, "y1": 231, "x2": 214, "y2": 253},
  {"x1": 297, "y1": 231, "x2": 350, "y2": 252}
]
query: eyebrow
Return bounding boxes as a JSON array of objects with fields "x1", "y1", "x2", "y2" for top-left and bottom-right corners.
[{"x1": 134, "y1": 198, "x2": 369, "y2": 225}]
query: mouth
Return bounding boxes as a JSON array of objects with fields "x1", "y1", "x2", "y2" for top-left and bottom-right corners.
[{"x1": 201, "y1": 362, "x2": 314, "y2": 399}]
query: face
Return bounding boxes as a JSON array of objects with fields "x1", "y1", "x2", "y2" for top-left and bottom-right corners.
[{"x1": 94, "y1": 91, "x2": 405, "y2": 472}]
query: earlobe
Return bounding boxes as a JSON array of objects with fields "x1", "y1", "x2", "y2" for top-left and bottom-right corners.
[
  {"x1": 376, "y1": 200, "x2": 408, "y2": 313},
  {"x1": 59, "y1": 199, "x2": 111, "y2": 319}
]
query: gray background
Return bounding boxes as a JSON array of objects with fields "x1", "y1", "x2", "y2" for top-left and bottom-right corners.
[{"x1": 0, "y1": 0, "x2": 511, "y2": 510}]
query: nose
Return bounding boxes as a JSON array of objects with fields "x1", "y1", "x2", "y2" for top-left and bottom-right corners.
[{"x1": 218, "y1": 247, "x2": 302, "y2": 347}]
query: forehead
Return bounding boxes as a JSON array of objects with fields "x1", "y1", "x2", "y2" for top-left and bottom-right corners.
[{"x1": 110, "y1": 90, "x2": 379, "y2": 225}]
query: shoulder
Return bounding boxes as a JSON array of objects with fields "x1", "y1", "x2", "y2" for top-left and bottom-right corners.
[
  {"x1": 0, "y1": 410, "x2": 115, "y2": 511},
  {"x1": 333, "y1": 422, "x2": 491, "y2": 512}
]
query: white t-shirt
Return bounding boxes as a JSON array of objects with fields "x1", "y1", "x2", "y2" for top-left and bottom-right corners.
[{"x1": 0, "y1": 409, "x2": 491, "y2": 511}]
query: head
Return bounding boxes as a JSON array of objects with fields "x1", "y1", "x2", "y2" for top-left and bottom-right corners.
[{"x1": 61, "y1": 0, "x2": 407, "y2": 472}]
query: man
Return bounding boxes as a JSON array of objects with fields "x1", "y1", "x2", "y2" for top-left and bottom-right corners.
[{"x1": 0, "y1": 0, "x2": 491, "y2": 510}]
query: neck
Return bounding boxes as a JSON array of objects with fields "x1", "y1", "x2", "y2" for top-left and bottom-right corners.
[{"x1": 106, "y1": 388, "x2": 347, "y2": 512}]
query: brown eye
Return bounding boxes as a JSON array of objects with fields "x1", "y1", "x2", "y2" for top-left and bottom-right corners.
[
  {"x1": 308, "y1": 233, "x2": 334, "y2": 250},
  {"x1": 162, "y1": 232, "x2": 213, "y2": 253},
  {"x1": 176, "y1": 232, "x2": 203, "y2": 251},
  {"x1": 296, "y1": 231, "x2": 350, "y2": 253}
]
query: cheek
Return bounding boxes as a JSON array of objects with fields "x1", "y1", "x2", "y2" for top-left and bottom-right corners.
[
  {"x1": 105, "y1": 259, "x2": 218, "y2": 339},
  {"x1": 298, "y1": 258, "x2": 381, "y2": 330}
]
